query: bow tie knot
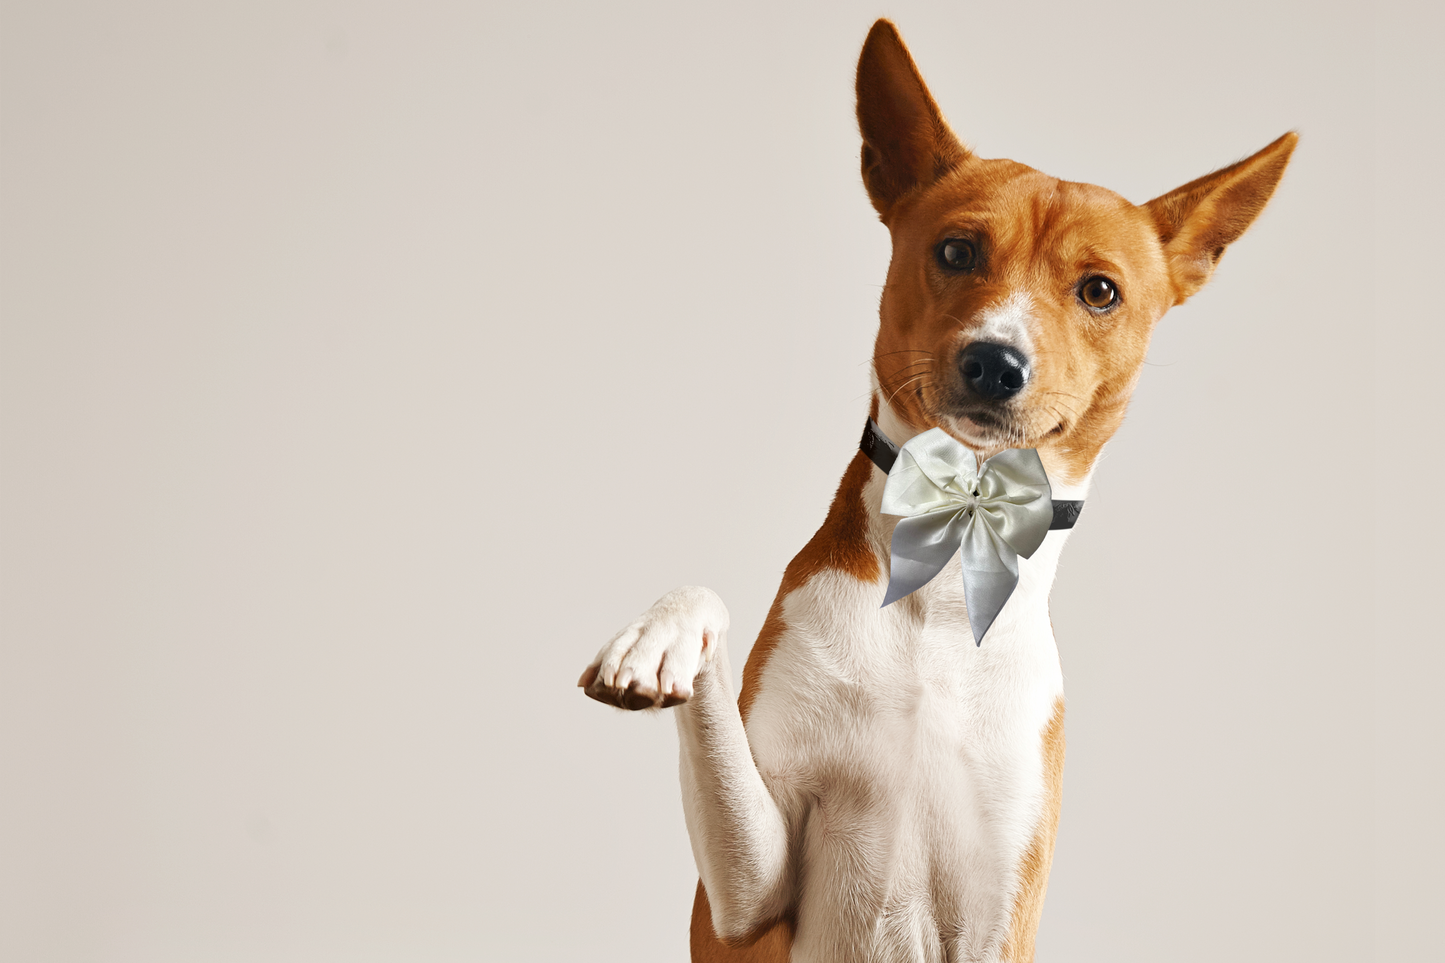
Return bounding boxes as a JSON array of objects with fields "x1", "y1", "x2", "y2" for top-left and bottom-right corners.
[{"x1": 879, "y1": 427, "x2": 1056, "y2": 645}]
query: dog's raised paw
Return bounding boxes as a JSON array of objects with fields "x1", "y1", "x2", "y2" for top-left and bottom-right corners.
[{"x1": 579, "y1": 586, "x2": 729, "y2": 711}]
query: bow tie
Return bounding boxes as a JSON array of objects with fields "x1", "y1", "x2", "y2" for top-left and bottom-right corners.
[{"x1": 860, "y1": 419, "x2": 1083, "y2": 645}]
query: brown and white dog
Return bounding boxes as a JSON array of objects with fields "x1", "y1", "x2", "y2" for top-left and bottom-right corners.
[{"x1": 579, "y1": 19, "x2": 1294, "y2": 963}]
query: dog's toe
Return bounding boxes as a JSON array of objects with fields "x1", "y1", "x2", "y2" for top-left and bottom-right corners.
[
  {"x1": 621, "y1": 685, "x2": 657, "y2": 711},
  {"x1": 583, "y1": 676, "x2": 623, "y2": 708}
]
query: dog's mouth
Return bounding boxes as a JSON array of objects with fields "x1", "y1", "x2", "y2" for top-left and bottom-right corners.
[
  {"x1": 937, "y1": 402, "x2": 1068, "y2": 452},
  {"x1": 955, "y1": 409, "x2": 1008, "y2": 440},
  {"x1": 898, "y1": 367, "x2": 1071, "y2": 453},
  {"x1": 951, "y1": 410, "x2": 1023, "y2": 449}
]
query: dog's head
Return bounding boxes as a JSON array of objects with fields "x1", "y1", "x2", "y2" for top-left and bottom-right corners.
[{"x1": 859, "y1": 20, "x2": 1295, "y2": 480}]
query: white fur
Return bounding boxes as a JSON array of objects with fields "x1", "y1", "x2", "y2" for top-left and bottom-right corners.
[
  {"x1": 586, "y1": 398, "x2": 1094, "y2": 961},
  {"x1": 971, "y1": 292, "x2": 1037, "y2": 359}
]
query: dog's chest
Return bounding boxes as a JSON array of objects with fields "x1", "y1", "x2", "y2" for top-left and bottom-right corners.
[{"x1": 743, "y1": 562, "x2": 1063, "y2": 962}]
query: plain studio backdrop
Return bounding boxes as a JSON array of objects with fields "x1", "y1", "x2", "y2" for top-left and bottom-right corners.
[{"x1": 2, "y1": 1, "x2": 1440, "y2": 961}]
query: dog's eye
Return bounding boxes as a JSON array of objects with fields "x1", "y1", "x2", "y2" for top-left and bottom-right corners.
[
  {"x1": 937, "y1": 239, "x2": 977, "y2": 272},
  {"x1": 1078, "y1": 276, "x2": 1119, "y2": 310}
]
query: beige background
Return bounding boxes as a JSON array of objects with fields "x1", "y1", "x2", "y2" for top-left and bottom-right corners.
[{"x1": 2, "y1": 1, "x2": 1440, "y2": 961}]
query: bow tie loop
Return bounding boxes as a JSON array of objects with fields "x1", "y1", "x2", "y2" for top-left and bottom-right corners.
[{"x1": 878, "y1": 427, "x2": 1055, "y2": 644}]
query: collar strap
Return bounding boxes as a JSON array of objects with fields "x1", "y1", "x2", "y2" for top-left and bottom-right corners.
[{"x1": 861, "y1": 418, "x2": 1083, "y2": 531}]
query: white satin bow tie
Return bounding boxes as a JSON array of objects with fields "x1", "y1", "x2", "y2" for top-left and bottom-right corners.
[{"x1": 874, "y1": 426, "x2": 1059, "y2": 645}]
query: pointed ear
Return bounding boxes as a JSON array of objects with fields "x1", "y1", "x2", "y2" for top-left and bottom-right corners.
[
  {"x1": 1144, "y1": 131, "x2": 1298, "y2": 304},
  {"x1": 856, "y1": 19, "x2": 969, "y2": 221}
]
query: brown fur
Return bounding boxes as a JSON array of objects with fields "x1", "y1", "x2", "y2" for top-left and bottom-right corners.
[
  {"x1": 737, "y1": 450, "x2": 880, "y2": 723},
  {"x1": 691, "y1": 881, "x2": 794, "y2": 963},
  {"x1": 1144, "y1": 132, "x2": 1299, "y2": 303},
  {"x1": 1002, "y1": 697, "x2": 1067, "y2": 963}
]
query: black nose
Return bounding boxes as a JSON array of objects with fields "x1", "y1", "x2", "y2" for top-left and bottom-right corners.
[{"x1": 958, "y1": 342, "x2": 1030, "y2": 401}]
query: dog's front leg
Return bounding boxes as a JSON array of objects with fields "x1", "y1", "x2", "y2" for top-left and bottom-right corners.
[{"x1": 580, "y1": 586, "x2": 790, "y2": 941}]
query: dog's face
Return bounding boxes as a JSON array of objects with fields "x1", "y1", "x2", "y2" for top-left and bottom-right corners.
[
  {"x1": 859, "y1": 21, "x2": 1295, "y2": 480},
  {"x1": 875, "y1": 163, "x2": 1174, "y2": 471}
]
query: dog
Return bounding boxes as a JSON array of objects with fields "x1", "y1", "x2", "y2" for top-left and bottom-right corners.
[{"x1": 578, "y1": 19, "x2": 1294, "y2": 963}]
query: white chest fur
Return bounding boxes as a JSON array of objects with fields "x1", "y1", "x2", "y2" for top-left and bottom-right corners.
[{"x1": 736, "y1": 408, "x2": 1085, "y2": 962}]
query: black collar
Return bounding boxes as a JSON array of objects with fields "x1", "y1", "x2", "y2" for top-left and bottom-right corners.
[{"x1": 860, "y1": 418, "x2": 1083, "y2": 531}]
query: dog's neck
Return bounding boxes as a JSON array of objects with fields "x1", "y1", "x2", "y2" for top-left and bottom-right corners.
[
  {"x1": 869, "y1": 395, "x2": 1096, "y2": 642},
  {"x1": 872, "y1": 396, "x2": 1097, "y2": 500}
]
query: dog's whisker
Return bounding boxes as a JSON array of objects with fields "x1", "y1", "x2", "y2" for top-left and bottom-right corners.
[
  {"x1": 1037, "y1": 391, "x2": 1084, "y2": 420},
  {"x1": 874, "y1": 349, "x2": 936, "y2": 359},
  {"x1": 883, "y1": 374, "x2": 932, "y2": 409},
  {"x1": 1042, "y1": 404, "x2": 1071, "y2": 436},
  {"x1": 880, "y1": 370, "x2": 931, "y2": 390},
  {"x1": 878, "y1": 370, "x2": 924, "y2": 396},
  {"x1": 1041, "y1": 399, "x2": 1081, "y2": 420},
  {"x1": 1039, "y1": 390, "x2": 1086, "y2": 408},
  {"x1": 877, "y1": 371, "x2": 934, "y2": 396},
  {"x1": 878, "y1": 360, "x2": 934, "y2": 380},
  {"x1": 876, "y1": 367, "x2": 935, "y2": 394}
]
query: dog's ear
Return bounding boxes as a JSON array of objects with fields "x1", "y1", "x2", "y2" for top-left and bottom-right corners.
[
  {"x1": 856, "y1": 19, "x2": 968, "y2": 221},
  {"x1": 1144, "y1": 132, "x2": 1298, "y2": 304}
]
